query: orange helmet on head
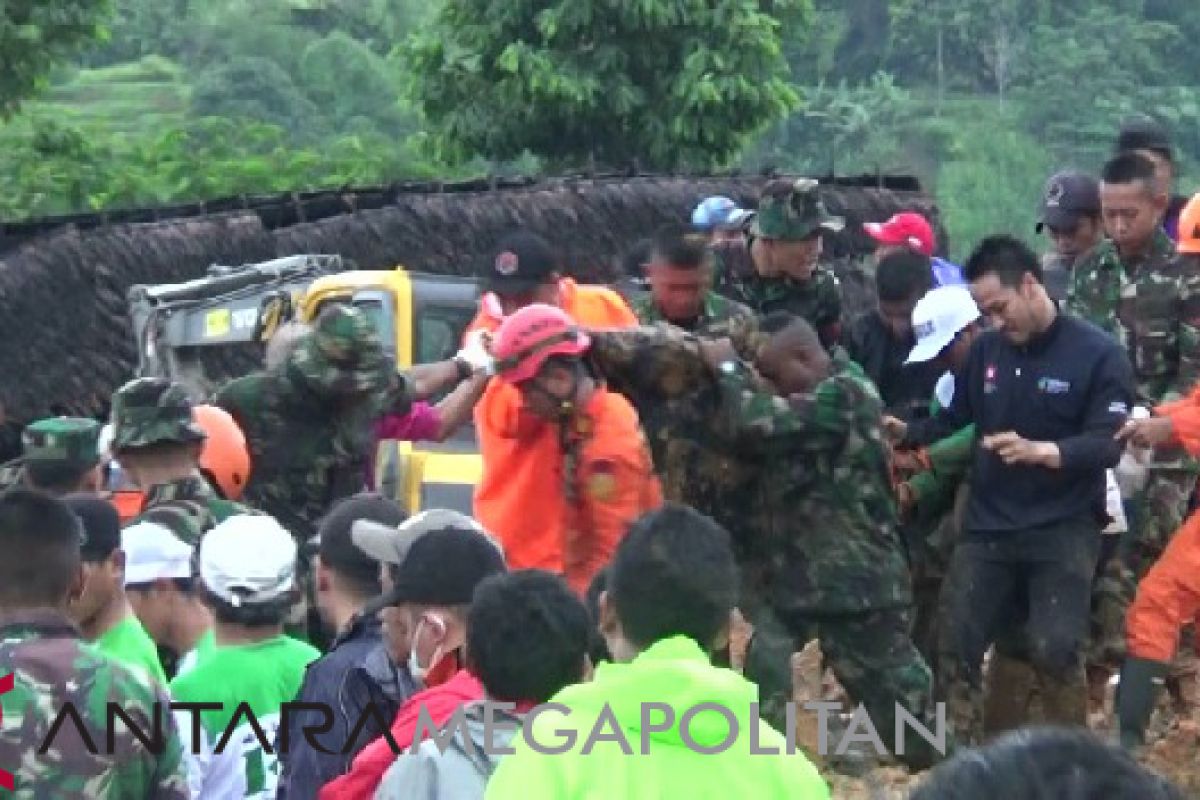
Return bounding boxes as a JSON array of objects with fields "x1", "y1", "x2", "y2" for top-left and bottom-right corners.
[
  {"x1": 1178, "y1": 193, "x2": 1200, "y2": 255},
  {"x1": 193, "y1": 404, "x2": 251, "y2": 500},
  {"x1": 492, "y1": 304, "x2": 591, "y2": 384}
]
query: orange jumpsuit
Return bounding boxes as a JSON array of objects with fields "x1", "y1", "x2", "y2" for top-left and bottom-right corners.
[
  {"x1": 1127, "y1": 385, "x2": 1200, "y2": 662},
  {"x1": 467, "y1": 278, "x2": 660, "y2": 592}
]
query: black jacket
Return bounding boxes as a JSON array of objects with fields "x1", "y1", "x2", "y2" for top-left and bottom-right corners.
[
  {"x1": 276, "y1": 613, "x2": 420, "y2": 800},
  {"x1": 845, "y1": 311, "x2": 944, "y2": 422},
  {"x1": 906, "y1": 313, "x2": 1135, "y2": 533}
]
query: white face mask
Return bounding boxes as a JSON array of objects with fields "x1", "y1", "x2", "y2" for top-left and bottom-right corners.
[{"x1": 407, "y1": 615, "x2": 445, "y2": 685}]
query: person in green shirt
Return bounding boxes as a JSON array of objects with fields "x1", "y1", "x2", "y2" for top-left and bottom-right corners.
[
  {"x1": 169, "y1": 512, "x2": 319, "y2": 799},
  {"x1": 122, "y1": 518, "x2": 216, "y2": 678},
  {"x1": 63, "y1": 492, "x2": 169, "y2": 687}
]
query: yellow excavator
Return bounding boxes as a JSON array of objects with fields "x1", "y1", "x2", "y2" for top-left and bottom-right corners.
[{"x1": 126, "y1": 254, "x2": 482, "y2": 515}]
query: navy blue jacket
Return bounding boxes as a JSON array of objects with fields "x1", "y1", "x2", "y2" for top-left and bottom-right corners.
[
  {"x1": 276, "y1": 613, "x2": 420, "y2": 800},
  {"x1": 907, "y1": 312, "x2": 1135, "y2": 533}
]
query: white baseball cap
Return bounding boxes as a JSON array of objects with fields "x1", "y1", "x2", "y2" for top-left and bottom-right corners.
[
  {"x1": 123, "y1": 521, "x2": 193, "y2": 585},
  {"x1": 352, "y1": 508, "x2": 502, "y2": 567},
  {"x1": 905, "y1": 285, "x2": 981, "y2": 364},
  {"x1": 199, "y1": 514, "x2": 296, "y2": 607}
]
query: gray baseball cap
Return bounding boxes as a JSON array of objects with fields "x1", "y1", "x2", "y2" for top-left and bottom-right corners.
[{"x1": 352, "y1": 508, "x2": 502, "y2": 567}]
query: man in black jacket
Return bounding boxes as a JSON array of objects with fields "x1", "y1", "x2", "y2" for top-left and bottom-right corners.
[
  {"x1": 886, "y1": 235, "x2": 1136, "y2": 743},
  {"x1": 846, "y1": 249, "x2": 944, "y2": 421},
  {"x1": 276, "y1": 493, "x2": 418, "y2": 800}
]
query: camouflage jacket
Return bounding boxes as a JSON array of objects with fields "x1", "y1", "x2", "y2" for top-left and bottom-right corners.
[
  {"x1": 0, "y1": 609, "x2": 189, "y2": 799},
  {"x1": 133, "y1": 475, "x2": 254, "y2": 548},
  {"x1": 1066, "y1": 231, "x2": 1200, "y2": 405},
  {"x1": 588, "y1": 326, "x2": 764, "y2": 552},
  {"x1": 630, "y1": 291, "x2": 759, "y2": 344},
  {"x1": 711, "y1": 348, "x2": 913, "y2": 614},
  {"x1": 213, "y1": 369, "x2": 406, "y2": 542},
  {"x1": 712, "y1": 243, "x2": 843, "y2": 348}
]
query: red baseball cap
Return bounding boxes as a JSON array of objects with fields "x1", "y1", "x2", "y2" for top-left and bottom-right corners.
[{"x1": 863, "y1": 212, "x2": 935, "y2": 257}]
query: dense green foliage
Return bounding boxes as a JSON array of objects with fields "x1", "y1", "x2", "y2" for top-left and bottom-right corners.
[
  {"x1": 401, "y1": 0, "x2": 807, "y2": 170},
  {"x1": 3, "y1": 0, "x2": 1200, "y2": 259},
  {"x1": 0, "y1": 0, "x2": 112, "y2": 116},
  {"x1": 745, "y1": 0, "x2": 1200, "y2": 257}
]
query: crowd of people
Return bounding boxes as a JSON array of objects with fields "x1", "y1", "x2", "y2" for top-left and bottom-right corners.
[{"x1": 1, "y1": 114, "x2": 1200, "y2": 799}]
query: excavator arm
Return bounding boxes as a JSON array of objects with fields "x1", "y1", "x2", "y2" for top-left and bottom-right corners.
[{"x1": 127, "y1": 254, "x2": 345, "y2": 397}]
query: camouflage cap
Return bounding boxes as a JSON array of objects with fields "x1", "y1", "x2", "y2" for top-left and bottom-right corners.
[
  {"x1": 289, "y1": 304, "x2": 392, "y2": 397},
  {"x1": 751, "y1": 178, "x2": 845, "y2": 240},
  {"x1": 110, "y1": 377, "x2": 206, "y2": 451},
  {"x1": 21, "y1": 417, "x2": 102, "y2": 468}
]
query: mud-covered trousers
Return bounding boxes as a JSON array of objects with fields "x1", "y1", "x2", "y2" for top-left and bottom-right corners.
[{"x1": 944, "y1": 515, "x2": 1101, "y2": 739}]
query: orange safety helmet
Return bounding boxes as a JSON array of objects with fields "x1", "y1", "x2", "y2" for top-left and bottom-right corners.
[
  {"x1": 192, "y1": 405, "x2": 251, "y2": 500},
  {"x1": 1178, "y1": 193, "x2": 1200, "y2": 255},
  {"x1": 491, "y1": 303, "x2": 591, "y2": 384}
]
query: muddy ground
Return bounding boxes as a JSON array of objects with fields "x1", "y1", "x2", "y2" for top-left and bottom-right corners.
[{"x1": 726, "y1": 620, "x2": 1200, "y2": 797}]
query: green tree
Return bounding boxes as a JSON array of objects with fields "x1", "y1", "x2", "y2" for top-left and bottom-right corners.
[
  {"x1": 298, "y1": 32, "x2": 407, "y2": 134},
  {"x1": 1015, "y1": 9, "x2": 1180, "y2": 166},
  {"x1": 402, "y1": 0, "x2": 809, "y2": 170},
  {"x1": 936, "y1": 108, "x2": 1051, "y2": 260},
  {"x1": 0, "y1": 0, "x2": 113, "y2": 116},
  {"x1": 191, "y1": 56, "x2": 323, "y2": 139}
]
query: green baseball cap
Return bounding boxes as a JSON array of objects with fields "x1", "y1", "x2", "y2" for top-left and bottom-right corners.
[
  {"x1": 289, "y1": 304, "x2": 392, "y2": 397},
  {"x1": 110, "y1": 377, "x2": 206, "y2": 451},
  {"x1": 21, "y1": 417, "x2": 102, "y2": 469},
  {"x1": 750, "y1": 178, "x2": 845, "y2": 241}
]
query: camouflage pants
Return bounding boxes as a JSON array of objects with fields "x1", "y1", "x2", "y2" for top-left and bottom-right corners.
[
  {"x1": 739, "y1": 561, "x2": 796, "y2": 729},
  {"x1": 767, "y1": 605, "x2": 943, "y2": 771},
  {"x1": 1094, "y1": 468, "x2": 1196, "y2": 666}
]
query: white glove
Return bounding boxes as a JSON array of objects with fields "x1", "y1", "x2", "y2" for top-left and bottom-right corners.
[{"x1": 455, "y1": 330, "x2": 495, "y2": 376}]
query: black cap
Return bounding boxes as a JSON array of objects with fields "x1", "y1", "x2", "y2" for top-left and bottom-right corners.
[
  {"x1": 310, "y1": 493, "x2": 407, "y2": 582},
  {"x1": 64, "y1": 493, "x2": 122, "y2": 561},
  {"x1": 1115, "y1": 116, "x2": 1173, "y2": 162},
  {"x1": 1037, "y1": 171, "x2": 1101, "y2": 233},
  {"x1": 371, "y1": 527, "x2": 506, "y2": 610},
  {"x1": 482, "y1": 231, "x2": 559, "y2": 295}
]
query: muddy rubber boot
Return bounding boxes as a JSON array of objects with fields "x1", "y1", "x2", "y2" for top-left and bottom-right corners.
[
  {"x1": 983, "y1": 652, "x2": 1039, "y2": 737},
  {"x1": 1039, "y1": 663, "x2": 1089, "y2": 728},
  {"x1": 1086, "y1": 664, "x2": 1112, "y2": 717},
  {"x1": 1116, "y1": 657, "x2": 1169, "y2": 749}
]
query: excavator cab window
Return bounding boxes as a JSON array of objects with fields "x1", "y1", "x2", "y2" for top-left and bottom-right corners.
[{"x1": 350, "y1": 291, "x2": 396, "y2": 364}]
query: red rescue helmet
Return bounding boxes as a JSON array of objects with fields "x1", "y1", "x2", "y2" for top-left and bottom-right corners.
[
  {"x1": 492, "y1": 304, "x2": 591, "y2": 384},
  {"x1": 193, "y1": 405, "x2": 251, "y2": 500}
]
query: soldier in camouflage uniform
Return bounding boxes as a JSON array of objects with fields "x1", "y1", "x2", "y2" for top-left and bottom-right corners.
[
  {"x1": 0, "y1": 488, "x2": 189, "y2": 799},
  {"x1": 590, "y1": 316, "x2": 943, "y2": 770},
  {"x1": 630, "y1": 224, "x2": 758, "y2": 342},
  {"x1": 1066, "y1": 153, "x2": 1200, "y2": 700},
  {"x1": 712, "y1": 178, "x2": 845, "y2": 349},
  {"x1": 0, "y1": 417, "x2": 103, "y2": 495},
  {"x1": 111, "y1": 377, "x2": 253, "y2": 548},
  {"x1": 213, "y1": 303, "x2": 408, "y2": 544}
]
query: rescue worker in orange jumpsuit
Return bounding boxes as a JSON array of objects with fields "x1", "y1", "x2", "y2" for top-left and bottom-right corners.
[
  {"x1": 488, "y1": 303, "x2": 661, "y2": 593},
  {"x1": 466, "y1": 231, "x2": 643, "y2": 581}
]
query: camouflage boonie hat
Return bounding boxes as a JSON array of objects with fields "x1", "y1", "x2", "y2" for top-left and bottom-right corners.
[
  {"x1": 751, "y1": 178, "x2": 845, "y2": 240},
  {"x1": 110, "y1": 377, "x2": 206, "y2": 451},
  {"x1": 21, "y1": 417, "x2": 102, "y2": 468},
  {"x1": 289, "y1": 304, "x2": 392, "y2": 396}
]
